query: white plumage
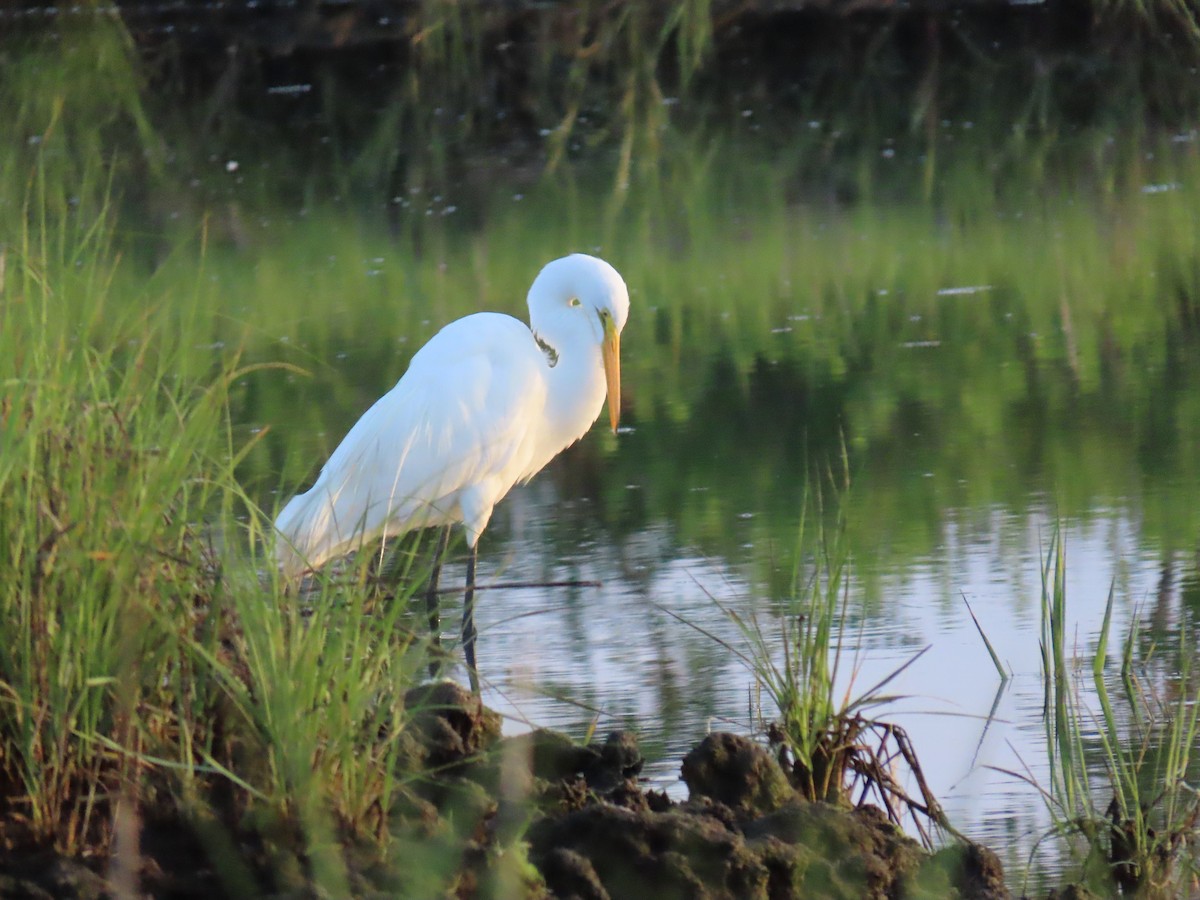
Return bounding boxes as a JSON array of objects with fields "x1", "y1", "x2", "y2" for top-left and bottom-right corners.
[{"x1": 274, "y1": 253, "x2": 629, "y2": 582}]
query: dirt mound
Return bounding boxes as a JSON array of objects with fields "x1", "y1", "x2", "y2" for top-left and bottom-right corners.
[
  {"x1": 681, "y1": 732, "x2": 794, "y2": 818},
  {"x1": 403, "y1": 694, "x2": 1012, "y2": 900}
]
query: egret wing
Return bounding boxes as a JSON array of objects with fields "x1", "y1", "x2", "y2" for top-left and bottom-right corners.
[{"x1": 275, "y1": 314, "x2": 548, "y2": 573}]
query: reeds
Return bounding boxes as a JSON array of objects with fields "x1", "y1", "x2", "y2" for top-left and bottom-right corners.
[
  {"x1": 684, "y1": 458, "x2": 952, "y2": 845},
  {"x1": 1008, "y1": 532, "x2": 1200, "y2": 896},
  {"x1": 0, "y1": 159, "x2": 439, "y2": 893}
]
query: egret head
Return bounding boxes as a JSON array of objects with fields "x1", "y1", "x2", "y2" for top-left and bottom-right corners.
[{"x1": 528, "y1": 253, "x2": 629, "y2": 432}]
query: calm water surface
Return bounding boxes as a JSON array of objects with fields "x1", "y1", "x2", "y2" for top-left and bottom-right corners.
[
  {"x1": 221, "y1": 146, "x2": 1200, "y2": 887},
  {"x1": 418, "y1": 387, "x2": 1195, "y2": 881}
]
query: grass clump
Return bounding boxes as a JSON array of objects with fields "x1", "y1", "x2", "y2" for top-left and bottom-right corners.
[
  {"x1": 0, "y1": 180, "x2": 461, "y2": 894},
  {"x1": 1014, "y1": 532, "x2": 1200, "y2": 897},
  {"x1": 0, "y1": 193, "x2": 230, "y2": 855},
  {"x1": 764, "y1": 481, "x2": 948, "y2": 845},
  {"x1": 685, "y1": 459, "x2": 951, "y2": 845}
]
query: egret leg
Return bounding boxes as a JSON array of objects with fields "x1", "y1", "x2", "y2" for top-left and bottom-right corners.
[
  {"x1": 462, "y1": 542, "x2": 479, "y2": 693},
  {"x1": 425, "y1": 526, "x2": 451, "y2": 678}
]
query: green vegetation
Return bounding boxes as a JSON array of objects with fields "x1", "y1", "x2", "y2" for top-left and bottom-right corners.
[
  {"x1": 2, "y1": 5, "x2": 1200, "y2": 895},
  {"x1": 1, "y1": 174, "x2": 414, "y2": 891},
  {"x1": 708, "y1": 468, "x2": 951, "y2": 847},
  {"x1": 997, "y1": 533, "x2": 1200, "y2": 896},
  {"x1": 0, "y1": 194, "x2": 224, "y2": 857},
  {"x1": 725, "y1": 506, "x2": 1200, "y2": 895}
]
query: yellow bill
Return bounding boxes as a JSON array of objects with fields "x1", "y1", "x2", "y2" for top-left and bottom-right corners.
[{"x1": 602, "y1": 315, "x2": 621, "y2": 433}]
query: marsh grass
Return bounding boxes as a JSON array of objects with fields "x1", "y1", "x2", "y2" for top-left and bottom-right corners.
[
  {"x1": 1002, "y1": 533, "x2": 1200, "y2": 897},
  {"x1": 0, "y1": 179, "x2": 224, "y2": 853},
  {"x1": 0, "y1": 167, "x2": 461, "y2": 894},
  {"x1": 207, "y1": 547, "x2": 430, "y2": 893},
  {"x1": 761, "y1": 487, "x2": 952, "y2": 843},
  {"x1": 1094, "y1": 0, "x2": 1200, "y2": 39},
  {"x1": 287, "y1": 0, "x2": 719, "y2": 203},
  {"x1": 675, "y1": 459, "x2": 952, "y2": 844}
]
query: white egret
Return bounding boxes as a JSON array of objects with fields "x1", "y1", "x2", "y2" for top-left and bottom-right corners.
[{"x1": 274, "y1": 253, "x2": 629, "y2": 686}]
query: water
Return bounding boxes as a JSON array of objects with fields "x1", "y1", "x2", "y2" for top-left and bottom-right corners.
[
  {"x1": 209, "y1": 145, "x2": 1200, "y2": 884},
  {"x1": 224, "y1": 150, "x2": 1200, "y2": 888},
  {"x1": 392, "y1": 325, "x2": 1196, "y2": 884}
]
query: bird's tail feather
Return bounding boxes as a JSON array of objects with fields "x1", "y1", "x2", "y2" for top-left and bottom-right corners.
[
  {"x1": 274, "y1": 483, "x2": 380, "y2": 579},
  {"x1": 274, "y1": 491, "x2": 320, "y2": 579}
]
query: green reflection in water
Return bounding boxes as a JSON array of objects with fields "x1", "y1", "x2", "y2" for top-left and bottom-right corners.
[
  {"x1": 188, "y1": 143, "x2": 1200, "y2": 595},
  {"x1": 159, "y1": 142, "x2": 1200, "y2": 888}
]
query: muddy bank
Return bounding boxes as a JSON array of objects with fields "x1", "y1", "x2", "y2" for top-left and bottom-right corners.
[
  {"x1": 397, "y1": 682, "x2": 1012, "y2": 899},
  {"x1": 0, "y1": 680, "x2": 1077, "y2": 899}
]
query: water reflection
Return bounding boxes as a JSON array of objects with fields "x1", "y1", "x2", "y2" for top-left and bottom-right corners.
[
  {"x1": 461, "y1": 479, "x2": 1192, "y2": 883},
  {"x1": 228, "y1": 158, "x2": 1200, "y2": 887}
]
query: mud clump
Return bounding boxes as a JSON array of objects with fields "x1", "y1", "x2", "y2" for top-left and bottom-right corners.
[
  {"x1": 0, "y1": 856, "x2": 111, "y2": 900},
  {"x1": 520, "y1": 729, "x2": 1011, "y2": 900},
  {"x1": 681, "y1": 731, "x2": 795, "y2": 818},
  {"x1": 404, "y1": 679, "x2": 503, "y2": 769},
  {"x1": 529, "y1": 802, "x2": 769, "y2": 899}
]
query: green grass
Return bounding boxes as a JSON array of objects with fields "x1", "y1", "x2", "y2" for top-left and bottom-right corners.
[
  {"x1": 0, "y1": 166, "x2": 445, "y2": 893},
  {"x1": 0, "y1": 141, "x2": 573, "y2": 892},
  {"x1": 1003, "y1": 531, "x2": 1200, "y2": 897},
  {"x1": 0, "y1": 184, "x2": 219, "y2": 854},
  {"x1": 674, "y1": 460, "x2": 954, "y2": 846}
]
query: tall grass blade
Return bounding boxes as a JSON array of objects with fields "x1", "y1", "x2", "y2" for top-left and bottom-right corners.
[
  {"x1": 1092, "y1": 580, "x2": 1115, "y2": 680},
  {"x1": 962, "y1": 593, "x2": 1009, "y2": 681}
]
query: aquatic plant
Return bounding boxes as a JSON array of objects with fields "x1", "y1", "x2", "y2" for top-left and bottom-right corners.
[
  {"x1": 673, "y1": 458, "x2": 953, "y2": 846},
  {"x1": 1002, "y1": 533, "x2": 1200, "y2": 897}
]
